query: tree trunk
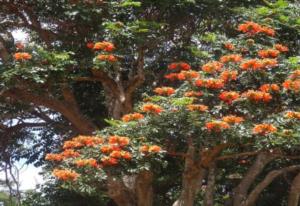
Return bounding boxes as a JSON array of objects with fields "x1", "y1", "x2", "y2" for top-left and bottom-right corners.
[
  {"x1": 233, "y1": 153, "x2": 276, "y2": 206},
  {"x1": 204, "y1": 163, "x2": 216, "y2": 206},
  {"x1": 288, "y1": 172, "x2": 300, "y2": 206},
  {"x1": 135, "y1": 171, "x2": 154, "y2": 206}
]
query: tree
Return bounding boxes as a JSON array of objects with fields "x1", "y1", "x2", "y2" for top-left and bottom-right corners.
[{"x1": 46, "y1": 20, "x2": 300, "y2": 206}]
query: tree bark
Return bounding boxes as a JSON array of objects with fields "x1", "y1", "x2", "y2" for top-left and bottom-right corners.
[
  {"x1": 242, "y1": 165, "x2": 300, "y2": 206},
  {"x1": 135, "y1": 171, "x2": 154, "y2": 206},
  {"x1": 233, "y1": 153, "x2": 276, "y2": 206},
  {"x1": 288, "y1": 172, "x2": 300, "y2": 206},
  {"x1": 204, "y1": 162, "x2": 216, "y2": 206}
]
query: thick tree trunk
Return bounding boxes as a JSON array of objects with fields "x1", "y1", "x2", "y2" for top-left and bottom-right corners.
[
  {"x1": 288, "y1": 172, "x2": 300, "y2": 206},
  {"x1": 105, "y1": 92, "x2": 133, "y2": 119},
  {"x1": 135, "y1": 171, "x2": 154, "y2": 206},
  {"x1": 233, "y1": 153, "x2": 276, "y2": 206},
  {"x1": 204, "y1": 163, "x2": 216, "y2": 206}
]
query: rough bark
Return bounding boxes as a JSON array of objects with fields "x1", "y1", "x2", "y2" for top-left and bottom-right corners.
[
  {"x1": 135, "y1": 171, "x2": 154, "y2": 206},
  {"x1": 233, "y1": 153, "x2": 277, "y2": 206},
  {"x1": 242, "y1": 165, "x2": 300, "y2": 206},
  {"x1": 204, "y1": 162, "x2": 216, "y2": 206},
  {"x1": 288, "y1": 172, "x2": 300, "y2": 206}
]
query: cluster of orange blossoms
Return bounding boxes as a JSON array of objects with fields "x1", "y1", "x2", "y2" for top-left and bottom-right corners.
[
  {"x1": 14, "y1": 52, "x2": 32, "y2": 61},
  {"x1": 283, "y1": 78, "x2": 300, "y2": 92},
  {"x1": 184, "y1": 91, "x2": 203, "y2": 97},
  {"x1": 274, "y1": 44, "x2": 289, "y2": 52},
  {"x1": 224, "y1": 42, "x2": 235, "y2": 51},
  {"x1": 242, "y1": 90, "x2": 272, "y2": 103},
  {"x1": 168, "y1": 62, "x2": 191, "y2": 70},
  {"x1": 240, "y1": 58, "x2": 277, "y2": 71},
  {"x1": 63, "y1": 135, "x2": 103, "y2": 149},
  {"x1": 238, "y1": 21, "x2": 275, "y2": 36},
  {"x1": 122, "y1": 112, "x2": 144, "y2": 122},
  {"x1": 258, "y1": 49, "x2": 280, "y2": 58},
  {"x1": 259, "y1": 84, "x2": 280, "y2": 93},
  {"x1": 154, "y1": 87, "x2": 175, "y2": 96},
  {"x1": 75, "y1": 158, "x2": 98, "y2": 168},
  {"x1": 139, "y1": 145, "x2": 162, "y2": 153},
  {"x1": 253, "y1": 124, "x2": 277, "y2": 135},
  {"x1": 289, "y1": 70, "x2": 300, "y2": 80},
  {"x1": 195, "y1": 78, "x2": 225, "y2": 89},
  {"x1": 219, "y1": 91, "x2": 240, "y2": 104},
  {"x1": 45, "y1": 149, "x2": 80, "y2": 162},
  {"x1": 90, "y1": 41, "x2": 115, "y2": 52},
  {"x1": 205, "y1": 121, "x2": 230, "y2": 132},
  {"x1": 285, "y1": 111, "x2": 300, "y2": 120},
  {"x1": 52, "y1": 169, "x2": 79, "y2": 181},
  {"x1": 187, "y1": 104, "x2": 208, "y2": 112},
  {"x1": 97, "y1": 54, "x2": 117, "y2": 62},
  {"x1": 142, "y1": 104, "x2": 163, "y2": 114},
  {"x1": 220, "y1": 54, "x2": 243, "y2": 63},
  {"x1": 222, "y1": 115, "x2": 244, "y2": 124},
  {"x1": 219, "y1": 70, "x2": 238, "y2": 82},
  {"x1": 165, "y1": 70, "x2": 199, "y2": 81},
  {"x1": 201, "y1": 61, "x2": 223, "y2": 73}
]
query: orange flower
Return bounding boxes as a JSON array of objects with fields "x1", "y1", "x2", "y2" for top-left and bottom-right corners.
[
  {"x1": 224, "y1": 42, "x2": 235, "y2": 51},
  {"x1": 194, "y1": 79, "x2": 204, "y2": 87},
  {"x1": 274, "y1": 44, "x2": 288, "y2": 52},
  {"x1": 177, "y1": 70, "x2": 200, "y2": 80},
  {"x1": 164, "y1": 73, "x2": 180, "y2": 81},
  {"x1": 202, "y1": 79, "x2": 225, "y2": 89},
  {"x1": 168, "y1": 62, "x2": 191, "y2": 70},
  {"x1": 219, "y1": 70, "x2": 238, "y2": 82},
  {"x1": 220, "y1": 54, "x2": 243, "y2": 63},
  {"x1": 97, "y1": 54, "x2": 117, "y2": 62},
  {"x1": 219, "y1": 91, "x2": 240, "y2": 104},
  {"x1": 61, "y1": 149, "x2": 80, "y2": 158},
  {"x1": 100, "y1": 145, "x2": 112, "y2": 153},
  {"x1": 139, "y1": 145, "x2": 149, "y2": 153},
  {"x1": 259, "y1": 84, "x2": 280, "y2": 93},
  {"x1": 149, "y1": 145, "x2": 162, "y2": 153},
  {"x1": 285, "y1": 111, "x2": 300, "y2": 120},
  {"x1": 258, "y1": 49, "x2": 280, "y2": 58},
  {"x1": 154, "y1": 87, "x2": 175, "y2": 96},
  {"x1": 205, "y1": 121, "x2": 230, "y2": 132},
  {"x1": 240, "y1": 59, "x2": 263, "y2": 71},
  {"x1": 121, "y1": 151, "x2": 132, "y2": 160},
  {"x1": 260, "y1": 58, "x2": 278, "y2": 68},
  {"x1": 71, "y1": 135, "x2": 103, "y2": 147},
  {"x1": 142, "y1": 104, "x2": 163, "y2": 114},
  {"x1": 282, "y1": 80, "x2": 300, "y2": 92},
  {"x1": 184, "y1": 91, "x2": 203, "y2": 97},
  {"x1": 201, "y1": 61, "x2": 223, "y2": 73},
  {"x1": 122, "y1": 113, "x2": 144, "y2": 122},
  {"x1": 110, "y1": 151, "x2": 122, "y2": 159},
  {"x1": 118, "y1": 136, "x2": 130, "y2": 146},
  {"x1": 45, "y1": 153, "x2": 63, "y2": 161},
  {"x1": 63, "y1": 140, "x2": 83, "y2": 149},
  {"x1": 242, "y1": 90, "x2": 272, "y2": 103},
  {"x1": 238, "y1": 21, "x2": 275, "y2": 36},
  {"x1": 109, "y1": 136, "x2": 119, "y2": 144},
  {"x1": 93, "y1": 41, "x2": 115, "y2": 51},
  {"x1": 53, "y1": 169, "x2": 79, "y2": 181},
  {"x1": 289, "y1": 70, "x2": 300, "y2": 80},
  {"x1": 222, "y1": 115, "x2": 244, "y2": 124},
  {"x1": 101, "y1": 157, "x2": 118, "y2": 166},
  {"x1": 86, "y1": 42, "x2": 94, "y2": 49},
  {"x1": 14, "y1": 52, "x2": 32, "y2": 61},
  {"x1": 253, "y1": 124, "x2": 277, "y2": 135},
  {"x1": 75, "y1": 158, "x2": 98, "y2": 168},
  {"x1": 260, "y1": 26, "x2": 275, "y2": 36},
  {"x1": 187, "y1": 104, "x2": 208, "y2": 112}
]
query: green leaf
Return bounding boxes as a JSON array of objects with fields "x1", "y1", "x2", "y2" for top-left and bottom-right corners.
[
  {"x1": 120, "y1": 0, "x2": 141, "y2": 7},
  {"x1": 171, "y1": 97, "x2": 194, "y2": 106},
  {"x1": 104, "y1": 119, "x2": 123, "y2": 126}
]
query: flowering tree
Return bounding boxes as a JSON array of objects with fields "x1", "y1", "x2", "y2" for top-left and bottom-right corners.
[{"x1": 46, "y1": 21, "x2": 300, "y2": 206}]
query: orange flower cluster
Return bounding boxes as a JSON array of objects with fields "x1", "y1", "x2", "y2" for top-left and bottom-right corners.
[
  {"x1": 289, "y1": 70, "x2": 300, "y2": 80},
  {"x1": 93, "y1": 41, "x2": 115, "y2": 51},
  {"x1": 61, "y1": 149, "x2": 80, "y2": 158},
  {"x1": 165, "y1": 71, "x2": 199, "y2": 81},
  {"x1": 222, "y1": 115, "x2": 244, "y2": 124},
  {"x1": 219, "y1": 70, "x2": 238, "y2": 82},
  {"x1": 224, "y1": 42, "x2": 235, "y2": 51},
  {"x1": 205, "y1": 121, "x2": 230, "y2": 132},
  {"x1": 253, "y1": 124, "x2": 277, "y2": 135},
  {"x1": 168, "y1": 62, "x2": 191, "y2": 70},
  {"x1": 242, "y1": 90, "x2": 272, "y2": 103},
  {"x1": 259, "y1": 84, "x2": 280, "y2": 93},
  {"x1": 97, "y1": 54, "x2": 117, "y2": 62},
  {"x1": 220, "y1": 54, "x2": 243, "y2": 63},
  {"x1": 258, "y1": 49, "x2": 280, "y2": 58},
  {"x1": 142, "y1": 104, "x2": 163, "y2": 114},
  {"x1": 274, "y1": 44, "x2": 288, "y2": 52},
  {"x1": 240, "y1": 59, "x2": 277, "y2": 71},
  {"x1": 187, "y1": 104, "x2": 208, "y2": 112},
  {"x1": 195, "y1": 79, "x2": 225, "y2": 89},
  {"x1": 238, "y1": 21, "x2": 275, "y2": 36},
  {"x1": 53, "y1": 169, "x2": 79, "y2": 181},
  {"x1": 282, "y1": 80, "x2": 300, "y2": 92},
  {"x1": 139, "y1": 145, "x2": 162, "y2": 154},
  {"x1": 75, "y1": 158, "x2": 98, "y2": 168},
  {"x1": 285, "y1": 111, "x2": 300, "y2": 120},
  {"x1": 14, "y1": 52, "x2": 32, "y2": 61},
  {"x1": 184, "y1": 91, "x2": 203, "y2": 97},
  {"x1": 45, "y1": 153, "x2": 63, "y2": 162},
  {"x1": 154, "y1": 87, "x2": 175, "y2": 96},
  {"x1": 164, "y1": 73, "x2": 180, "y2": 81},
  {"x1": 219, "y1": 91, "x2": 240, "y2": 104},
  {"x1": 63, "y1": 135, "x2": 103, "y2": 149},
  {"x1": 122, "y1": 112, "x2": 144, "y2": 122},
  {"x1": 201, "y1": 61, "x2": 223, "y2": 73}
]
